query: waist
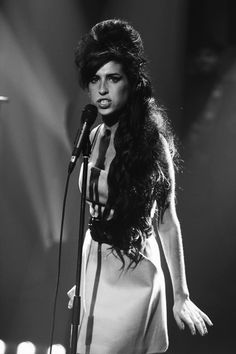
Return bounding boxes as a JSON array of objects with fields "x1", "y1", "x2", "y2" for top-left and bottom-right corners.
[
  {"x1": 88, "y1": 216, "x2": 153, "y2": 248},
  {"x1": 87, "y1": 202, "x2": 114, "y2": 221}
]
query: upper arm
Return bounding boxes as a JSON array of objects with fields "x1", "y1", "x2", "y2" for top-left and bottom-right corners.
[
  {"x1": 159, "y1": 134, "x2": 176, "y2": 204},
  {"x1": 158, "y1": 134, "x2": 179, "y2": 232}
]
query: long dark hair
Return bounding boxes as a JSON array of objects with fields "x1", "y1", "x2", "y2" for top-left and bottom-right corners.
[{"x1": 75, "y1": 19, "x2": 178, "y2": 267}]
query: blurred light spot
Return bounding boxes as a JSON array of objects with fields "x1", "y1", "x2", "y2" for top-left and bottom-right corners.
[
  {"x1": 17, "y1": 341, "x2": 36, "y2": 354},
  {"x1": 212, "y1": 87, "x2": 222, "y2": 98},
  {"x1": 0, "y1": 340, "x2": 6, "y2": 354},
  {"x1": 0, "y1": 96, "x2": 9, "y2": 102},
  {"x1": 205, "y1": 110, "x2": 215, "y2": 121},
  {"x1": 47, "y1": 344, "x2": 66, "y2": 354}
]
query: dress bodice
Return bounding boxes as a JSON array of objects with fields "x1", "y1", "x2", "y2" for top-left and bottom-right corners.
[{"x1": 79, "y1": 122, "x2": 118, "y2": 220}]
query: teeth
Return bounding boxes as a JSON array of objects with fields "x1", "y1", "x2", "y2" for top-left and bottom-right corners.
[{"x1": 98, "y1": 99, "x2": 110, "y2": 108}]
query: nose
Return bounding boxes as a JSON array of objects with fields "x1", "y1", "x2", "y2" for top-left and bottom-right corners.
[{"x1": 99, "y1": 79, "x2": 108, "y2": 95}]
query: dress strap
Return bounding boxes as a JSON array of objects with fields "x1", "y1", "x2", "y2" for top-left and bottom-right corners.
[{"x1": 90, "y1": 124, "x2": 102, "y2": 153}]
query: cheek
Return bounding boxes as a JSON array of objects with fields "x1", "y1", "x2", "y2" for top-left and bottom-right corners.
[
  {"x1": 119, "y1": 86, "x2": 129, "y2": 103},
  {"x1": 88, "y1": 87, "x2": 96, "y2": 102}
]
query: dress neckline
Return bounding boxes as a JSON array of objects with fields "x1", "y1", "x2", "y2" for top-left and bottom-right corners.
[{"x1": 102, "y1": 121, "x2": 119, "y2": 133}]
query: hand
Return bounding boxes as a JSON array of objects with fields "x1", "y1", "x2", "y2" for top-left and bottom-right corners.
[
  {"x1": 173, "y1": 296, "x2": 213, "y2": 336},
  {"x1": 67, "y1": 285, "x2": 75, "y2": 309}
]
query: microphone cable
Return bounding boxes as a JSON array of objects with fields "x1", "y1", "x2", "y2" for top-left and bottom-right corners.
[
  {"x1": 48, "y1": 104, "x2": 97, "y2": 353},
  {"x1": 48, "y1": 171, "x2": 71, "y2": 354}
]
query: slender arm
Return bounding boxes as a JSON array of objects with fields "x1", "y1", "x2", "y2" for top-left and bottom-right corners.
[{"x1": 157, "y1": 136, "x2": 213, "y2": 335}]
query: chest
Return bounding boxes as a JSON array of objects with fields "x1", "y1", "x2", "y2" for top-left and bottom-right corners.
[{"x1": 89, "y1": 126, "x2": 116, "y2": 171}]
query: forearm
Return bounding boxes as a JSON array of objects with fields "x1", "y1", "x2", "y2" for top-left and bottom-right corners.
[
  {"x1": 157, "y1": 135, "x2": 189, "y2": 301},
  {"x1": 155, "y1": 136, "x2": 213, "y2": 334},
  {"x1": 158, "y1": 218, "x2": 189, "y2": 301}
]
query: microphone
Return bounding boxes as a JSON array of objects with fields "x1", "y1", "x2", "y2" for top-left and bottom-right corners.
[{"x1": 68, "y1": 104, "x2": 97, "y2": 174}]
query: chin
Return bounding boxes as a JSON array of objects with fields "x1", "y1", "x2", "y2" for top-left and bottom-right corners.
[{"x1": 98, "y1": 108, "x2": 114, "y2": 116}]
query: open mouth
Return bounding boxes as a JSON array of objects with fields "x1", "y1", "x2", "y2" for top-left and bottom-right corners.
[{"x1": 97, "y1": 99, "x2": 111, "y2": 108}]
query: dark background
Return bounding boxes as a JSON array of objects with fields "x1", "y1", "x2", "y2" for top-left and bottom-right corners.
[{"x1": 0, "y1": 1, "x2": 235, "y2": 353}]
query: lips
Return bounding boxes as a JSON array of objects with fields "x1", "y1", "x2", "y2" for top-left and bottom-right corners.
[{"x1": 97, "y1": 99, "x2": 111, "y2": 109}]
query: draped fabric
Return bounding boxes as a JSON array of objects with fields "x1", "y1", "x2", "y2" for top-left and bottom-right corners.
[
  {"x1": 74, "y1": 122, "x2": 169, "y2": 354},
  {"x1": 89, "y1": 128, "x2": 111, "y2": 216}
]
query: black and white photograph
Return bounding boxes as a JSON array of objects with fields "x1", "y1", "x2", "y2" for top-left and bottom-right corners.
[{"x1": 0, "y1": 1, "x2": 235, "y2": 353}]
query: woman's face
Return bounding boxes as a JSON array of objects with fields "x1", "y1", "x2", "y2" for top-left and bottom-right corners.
[{"x1": 88, "y1": 61, "x2": 130, "y2": 116}]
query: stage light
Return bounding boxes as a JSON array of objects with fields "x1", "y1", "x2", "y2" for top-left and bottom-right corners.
[
  {"x1": 47, "y1": 344, "x2": 66, "y2": 354},
  {"x1": 17, "y1": 341, "x2": 36, "y2": 354},
  {"x1": 0, "y1": 340, "x2": 6, "y2": 354}
]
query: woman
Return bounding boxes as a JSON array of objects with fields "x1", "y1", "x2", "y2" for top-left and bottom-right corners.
[{"x1": 68, "y1": 19, "x2": 213, "y2": 354}]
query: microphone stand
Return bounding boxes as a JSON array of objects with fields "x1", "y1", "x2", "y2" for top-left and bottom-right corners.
[{"x1": 70, "y1": 138, "x2": 91, "y2": 354}]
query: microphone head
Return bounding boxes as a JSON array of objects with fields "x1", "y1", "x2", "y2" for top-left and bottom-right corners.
[{"x1": 82, "y1": 104, "x2": 98, "y2": 126}]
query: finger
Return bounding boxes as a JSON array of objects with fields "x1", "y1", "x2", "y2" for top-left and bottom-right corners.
[
  {"x1": 199, "y1": 310, "x2": 213, "y2": 327},
  {"x1": 184, "y1": 316, "x2": 196, "y2": 335},
  {"x1": 193, "y1": 314, "x2": 208, "y2": 336},
  {"x1": 67, "y1": 285, "x2": 76, "y2": 298},
  {"x1": 174, "y1": 314, "x2": 185, "y2": 331},
  {"x1": 179, "y1": 312, "x2": 196, "y2": 335},
  {"x1": 68, "y1": 298, "x2": 73, "y2": 309}
]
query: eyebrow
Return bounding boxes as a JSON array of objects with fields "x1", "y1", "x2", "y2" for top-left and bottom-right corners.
[
  {"x1": 94, "y1": 72, "x2": 122, "y2": 77},
  {"x1": 108, "y1": 73, "x2": 122, "y2": 77}
]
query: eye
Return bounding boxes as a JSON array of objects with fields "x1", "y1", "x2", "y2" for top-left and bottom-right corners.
[
  {"x1": 109, "y1": 75, "x2": 121, "y2": 83},
  {"x1": 90, "y1": 75, "x2": 99, "y2": 84}
]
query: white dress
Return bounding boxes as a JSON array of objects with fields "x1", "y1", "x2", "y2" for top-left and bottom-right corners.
[{"x1": 69, "y1": 122, "x2": 168, "y2": 354}]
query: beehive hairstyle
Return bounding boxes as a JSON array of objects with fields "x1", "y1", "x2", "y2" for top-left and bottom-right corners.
[{"x1": 75, "y1": 19, "x2": 146, "y2": 89}]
